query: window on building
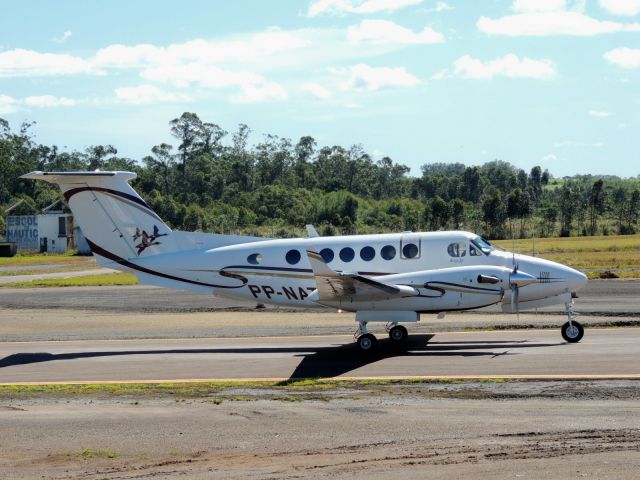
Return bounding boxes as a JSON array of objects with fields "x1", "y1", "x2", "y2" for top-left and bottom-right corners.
[{"x1": 58, "y1": 217, "x2": 66, "y2": 236}]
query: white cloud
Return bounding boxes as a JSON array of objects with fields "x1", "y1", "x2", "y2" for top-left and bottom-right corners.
[
  {"x1": 431, "y1": 68, "x2": 449, "y2": 80},
  {"x1": 141, "y1": 63, "x2": 265, "y2": 89},
  {"x1": 302, "y1": 82, "x2": 332, "y2": 99},
  {"x1": 115, "y1": 85, "x2": 192, "y2": 105},
  {"x1": 347, "y1": 19, "x2": 444, "y2": 44},
  {"x1": 0, "y1": 48, "x2": 95, "y2": 77},
  {"x1": 335, "y1": 63, "x2": 420, "y2": 90},
  {"x1": 541, "y1": 153, "x2": 558, "y2": 162},
  {"x1": 432, "y1": 1, "x2": 453, "y2": 12},
  {"x1": 94, "y1": 31, "x2": 311, "y2": 69},
  {"x1": 230, "y1": 82, "x2": 288, "y2": 103},
  {"x1": 52, "y1": 30, "x2": 73, "y2": 43},
  {"x1": 599, "y1": 0, "x2": 640, "y2": 16},
  {"x1": 589, "y1": 110, "x2": 612, "y2": 117},
  {"x1": 604, "y1": 47, "x2": 640, "y2": 68},
  {"x1": 0, "y1": 94, "x2": 18, "y2": 114},
  {"x1": 93, "y1": 43, "x2": 165, "y2": 69},
  {"x1": 308, "y1": 0, "x2": 423, "y2": 17},
  {"x1": 24, "y1": 95, "x2": 76, "y2": 107},
  {"x1": 477, "y1": 11, "x2": 640, "y2": 36},
  {"x1": 453, "y1": 54, "x2": 555, "y2": 79}
]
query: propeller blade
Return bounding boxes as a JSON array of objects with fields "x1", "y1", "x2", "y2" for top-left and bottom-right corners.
[{"x1": 510, "y1": 283, "x2": 520, "y2": 317}]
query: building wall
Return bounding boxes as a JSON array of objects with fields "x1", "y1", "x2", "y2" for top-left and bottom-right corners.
[
  {"x1": 5, "y1": 215, "x2": 39, "y2": 250},
  {"x1": 6, "y1": 213, "x2": 75, "y2": 253}
]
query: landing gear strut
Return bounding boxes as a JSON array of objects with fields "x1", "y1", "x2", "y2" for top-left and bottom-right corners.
[
  {"x1": 355, "y1": 321, "x2": 377, "y2": 352},
  {"x1": 561, "y1": 302, "x2": 584, "y2": 343}
]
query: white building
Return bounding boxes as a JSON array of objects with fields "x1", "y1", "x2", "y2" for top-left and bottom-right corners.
[{"x1": 6, "y1": 212, "x2": 77, "y2": 253}]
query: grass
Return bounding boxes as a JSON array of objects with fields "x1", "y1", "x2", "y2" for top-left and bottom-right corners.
[
  {"x1": 493, "y1": 234, "x2": 640, "y2": 279},
  {"x1": 0, "y1": 250, "x2": 92, "y2": 266},
  {"x1": 0, "y1": 272, "x2": 138, "y2": 288},
  {"x1": 65, "y1": 448, "x2": 119, "y2": 459},
  {"x1": 0, "y1": 378, "x2": 515, "y2": 400}
]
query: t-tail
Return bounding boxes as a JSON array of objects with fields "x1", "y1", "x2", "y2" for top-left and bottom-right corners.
[{"x1": 20, "y1": 171, "x2": 178, "y2": 263}]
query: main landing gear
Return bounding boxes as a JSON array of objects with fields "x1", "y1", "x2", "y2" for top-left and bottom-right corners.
[
  {"x1": 354, "y1": 322, "x2": 409, "y2": 352},
  {"x1": 561, "y1": 302, "x2": 584, "y2": 343}
]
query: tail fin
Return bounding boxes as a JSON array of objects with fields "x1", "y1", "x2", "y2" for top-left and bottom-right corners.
[{"x1": 21, "y1": 171, "x2": 178, "y2": 261}]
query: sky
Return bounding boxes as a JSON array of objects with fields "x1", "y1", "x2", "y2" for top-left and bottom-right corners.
[{"x1": 0, "y1": 0, "x2": 639, "y2": 178}]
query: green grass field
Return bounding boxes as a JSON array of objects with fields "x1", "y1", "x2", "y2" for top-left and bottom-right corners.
[
  {"x1": 0, "y1": 272, "x2": 138, "y2": 288},
  {"x1": 493, "y1": 234, "x2": 640, "y2": 278}
]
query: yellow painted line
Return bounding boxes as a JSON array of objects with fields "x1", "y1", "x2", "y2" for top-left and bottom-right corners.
[{"x1": 2, "y1": 374, "x2": 640, "y2": 386}]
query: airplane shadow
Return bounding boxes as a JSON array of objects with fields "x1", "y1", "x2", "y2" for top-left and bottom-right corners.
[{"x1": 0, "y1": 335, "x2": 564, "y2": 380}]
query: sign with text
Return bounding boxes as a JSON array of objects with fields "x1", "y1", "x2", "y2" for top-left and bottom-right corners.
[{"x1": 6, "y1": 216, "x2": 38, "y2": 250}]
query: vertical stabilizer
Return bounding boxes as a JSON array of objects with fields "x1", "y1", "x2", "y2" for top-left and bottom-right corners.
[{"x1": 21, "y1": 171, "x2": 178, "y2": 261}]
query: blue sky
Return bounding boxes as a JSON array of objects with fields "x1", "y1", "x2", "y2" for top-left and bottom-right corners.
[{"x1": 1, "y1": 0, "x2": 639, "y2": 177}]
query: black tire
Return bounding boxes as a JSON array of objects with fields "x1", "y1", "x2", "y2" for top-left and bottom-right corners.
[
  {"x1": 388, "y1": 325, "x2": 408, "y2": 343},
  {"x1": 561, "y1": 321, "x2": 584, "y2": 343},
  {"x1": 357, "y1": 333, "x2": 378, "y2": 352}
]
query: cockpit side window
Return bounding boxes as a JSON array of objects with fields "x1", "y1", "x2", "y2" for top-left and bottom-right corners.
[
  {"x1": 447, "y1": 241, "x2": 466, "y2": 258},
  {"x1": 469, "y1": 244, "x2": 482, "y2": 256},
  {"x1": 471, "y1": 236, "x2": 495, "y2": 255}
]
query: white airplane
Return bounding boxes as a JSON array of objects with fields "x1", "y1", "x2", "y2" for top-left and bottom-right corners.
[{"x1": 22, "y1": 170, "x2": 588, "y2": 352}]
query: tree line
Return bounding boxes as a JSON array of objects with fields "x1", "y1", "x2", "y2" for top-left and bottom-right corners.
[{"x1": 1, "y1": 113, "x2": 639, "y2": 240}]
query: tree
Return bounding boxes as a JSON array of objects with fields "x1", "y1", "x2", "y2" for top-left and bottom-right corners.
[
  {"x1": 481, "y1": 188, "x2": 507, "y2": 238},
  {"x1": 169, "y1": 112, "x2": 203, "y2": 166},
  {"x1": 589, "y1": 179, "x2": 606, "y2": 235},
  {"x1": 428, "y1": 195, "x2": 450, "y2": 230},
  {"x1": 450, "y1": 198, "x2": 465, "y2": 229}
]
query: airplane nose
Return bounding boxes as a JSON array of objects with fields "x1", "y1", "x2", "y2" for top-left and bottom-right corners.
[{"x1": 569, "y1": 268, "x2": 588, "y2": 291}]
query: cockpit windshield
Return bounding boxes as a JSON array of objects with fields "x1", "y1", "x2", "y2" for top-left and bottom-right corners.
[{"x1": 471, "y1": 236, "x2": 495, "y2": 255}]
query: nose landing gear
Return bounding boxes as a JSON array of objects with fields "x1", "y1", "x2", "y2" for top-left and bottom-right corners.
[{"x1": 562, "y1": 302, "x2": 584, "y2": 343}]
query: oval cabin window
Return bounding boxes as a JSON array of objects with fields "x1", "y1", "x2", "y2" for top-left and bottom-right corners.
[
  {"x1": 339, "y1": 247, "x2": 355, "y2": 262},
  {"x1": 247, "y1": 253, "x2": 263, "y2": 265},
  {"x1": 285, "y1": 249, "x2": 301, "y2": 265},
  {"x1": 360, "y1": 246, "x2": 375, "y2": 261},
  {"x1": 381, "y1": 245, "x2": 396, "y2": 260},
  {"x1": 402, "y1": 243, "x2": 419, "y2": 259},
  {"x1": 319, "y1": 248, "x2": 334, "y2": 263}
]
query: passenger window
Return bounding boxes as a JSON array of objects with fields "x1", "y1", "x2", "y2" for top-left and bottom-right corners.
[
  {"x1": 402, "y1": 243, "x2": 419, "y2": 259},
  {"x1": 285, "y1": 249, "x2": 301, "y2": 265},
  {"x1": 381, "y1": 245, "x2": 396, "y2": 260},
  {"x1": 339, "y1": 247, "x2": 355, "y2": 262},
  {"x1": 469, "y1": 244, "x2": 482, "y2": 256},
  {"x1": 447, "y1": 242, "x2": 467, "y2": 258},
  {"x1": 319, "y1": 248, "x2": 334, "y2": 263},
  {"x1": 360, "y1": 246, "x2": 375, "y2": 261},
  {"x1": 247, "y1": 253, "x2": 263, "y2": 265}
]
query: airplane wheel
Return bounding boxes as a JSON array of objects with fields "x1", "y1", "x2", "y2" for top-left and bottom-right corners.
[
  {"x1": 357, "y1": 333, "x2": 378, "y2": 352},
  {"x1": 388, "y1": 325, "x2": 408, "y2": 343},
  {"x1": 561, "y1": 321, "x2": 584, "y2": 343}
]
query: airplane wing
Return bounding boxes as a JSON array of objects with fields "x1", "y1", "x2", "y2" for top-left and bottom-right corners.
[{"x1": 306, "y1": 250, "x2": 418, "y2": 302}]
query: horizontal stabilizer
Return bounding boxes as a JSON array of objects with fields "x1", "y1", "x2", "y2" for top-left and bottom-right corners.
[{"x1": 306, "y1": 249, "x2": 418, "y2": 303}]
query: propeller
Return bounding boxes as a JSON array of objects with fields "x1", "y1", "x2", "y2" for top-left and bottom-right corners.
[{"x1": 508, "y1": 268, "x2": 537, "y2": 316}]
